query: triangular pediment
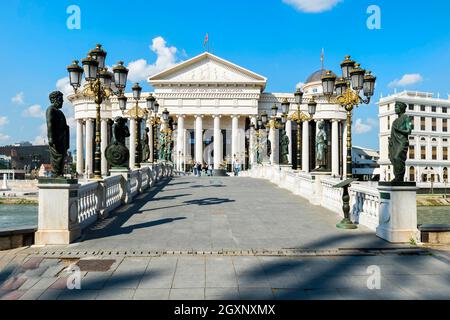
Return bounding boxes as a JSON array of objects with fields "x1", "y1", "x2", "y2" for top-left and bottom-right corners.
[{"x1": 149, "y1": 52, "x2": 267, "y2": 89}]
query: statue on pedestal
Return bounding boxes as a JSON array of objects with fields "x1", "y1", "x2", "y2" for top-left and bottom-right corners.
[
  {"x1": 46, "y1": 91, "x2": 70, "y2": 177},
  {"x1": 141, "y1": 127, "x2": 150, "y2": 163},
  {"x1": 389, "y1": 102, "x2": 412, "y2": 182},
  {"x1": 105, "y1": 117, "x2": 130, "y2": 168},
  {"x1": 158, "y1": 133, "x2": 166, "y2": 162},
  {"x1": 280, "y1": 129, "x2": 290, "y2": 165},
  {"x1": 316, "y1": 120, "x2": 328, "y2": 170}
]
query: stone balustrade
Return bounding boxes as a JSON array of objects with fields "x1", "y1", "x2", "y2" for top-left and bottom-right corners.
[
  {"x1": 241, "y1": 164, "x2": 419, "y2": 243},
  {"x1": 35, "y1": 163, "x2": 173, "y2": 245}
]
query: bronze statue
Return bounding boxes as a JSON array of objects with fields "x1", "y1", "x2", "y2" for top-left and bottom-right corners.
[
  {"x1": 141, "y1": 127, "x2": 150, "y2": 162},
  {"x1": 316, "y1": 120, "x2": 328, "y2": 170},
  {"x1": 158, "y1": 133, "x2": 166, "y2": 162},
  {"x1": 280, "y1": 128, "x2": 290, "y2": 165},
  {"x1": 389, "y1": 102, "x2": 412, "y2": 182},
  {"x1": 105, "y1": 117, "x2": 130, "y2": 168},
  {"x1": 46, "y1": 91, "x2": 69, "y2": 177}
]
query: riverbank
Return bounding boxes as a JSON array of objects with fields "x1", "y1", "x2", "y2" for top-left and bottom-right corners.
[
  {"x1": 0, "y1": 198, "x2": 38, "y2": 205},
  {"x1": 417, "y1": 195, "x2": 450, "y2": 207}
]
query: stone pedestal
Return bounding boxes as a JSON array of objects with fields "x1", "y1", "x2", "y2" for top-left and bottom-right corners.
[
  {"x1": 1, "y1": 173, "x2": 8, "y2": 190},
  {"x1": 110, "y1": 168, "x2": 131, "y2": 204},
  {"x1": 35, "y1": 178, "x2": 80, "y2": 246},
  {"x1": 376, "y1": 182, "x2": 420, "y2": 243}
]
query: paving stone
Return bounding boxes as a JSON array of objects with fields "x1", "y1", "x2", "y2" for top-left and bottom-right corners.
[
  {"x1": 133, "y1": 288, "x2": 170, "y2": 300},
  {"x1": 169, "y1": 288, "x2": 204, "y2": 300},
  {"x1": 19, "y1": 289, "x2": 46, "y2": 300},
  {"x1": 32, "y1": 277, "x2": 58, "y2": 290},
  {"x1": 38, "y1": 289, "x2": 63, "y2": 300},
  {"x1": 238, "y1": 287, "x2": 275, "y2": 300},
  {"x1": 57, "y1": 289, "x2": 99, "y2": 300},
  {"x1": 0, "y1": 276, "x2": 27, "y2": 291},
  {"x1": 0, "y1": 290, "x2": 26, "y2": 300},
  {"x1": 18, "y1": 277, "x2": 40, "y2": 290},
  {"x1": 205, "y1": 288, "x2": 240, "y2": 300},
  {"x1": 96, "y1": 288, "x2": 135, "y2": 300}
]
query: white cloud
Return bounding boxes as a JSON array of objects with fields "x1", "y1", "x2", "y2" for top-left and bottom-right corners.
[
  {"x1": 0, "y1": 116, "x2": 8, "y2": 126},
  {"x1": 12, "y1": 92, "x2": 25, "y2": 105},
  {"x1": 127, "y1": 36, "x2": 179, "y2": 83},
  {"x1": 23, "y1": 104, "x2": 45, "y2": 119},
  {"x1": 296, "y1": 82, "x2": 305, "y2": 90},
  {"x1": 0, "y1": 133, "x2": 10, "y2": 142},
  {"x1": 389, "y1": 74, "x2": 423, "y2": 88},
  {"x1": 354, "y1": 118, "x2": 377, "y2": 134},
  {"x1": 33, "y1": 123, "x2": 47, "y2": 146},
  {"x1": 283, "y1": 0, "x2": 342, "y2": 13}
]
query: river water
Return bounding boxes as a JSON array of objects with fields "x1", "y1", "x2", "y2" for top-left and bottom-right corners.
[{"x1": 0, "y1": 205, "x2": 448, "y2": 231}]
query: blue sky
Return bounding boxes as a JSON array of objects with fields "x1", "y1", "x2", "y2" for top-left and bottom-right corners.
[{"x1": 1, "y1": 0, "x2": 450, "y2": 150}]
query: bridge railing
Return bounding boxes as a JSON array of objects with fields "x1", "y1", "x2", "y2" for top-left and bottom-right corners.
[
  {"x1": 241, "y1": 164, "x2": 388, "y2": 233},
  {"x1": 35, "y1": 163, "x2": 173, "y2": 245}
]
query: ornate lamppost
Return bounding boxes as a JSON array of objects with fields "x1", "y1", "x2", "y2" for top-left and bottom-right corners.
[
  {"x1": 147, "y1": 102, "x2": 161, "y2": 163},
  {"x1": 124, "y1": 83, "x2": 147, "y2": 168},
  {"x1": 321, "y1": 55, "x2": 376, "y2": 179},
  {"x1": 67, "y1": 44, "x2": 129, "y2": 179},
  {"x1": 290, "y1": 89, "x2": 317, "y2": 170},
  {"x1": 159, "y1": 109, "x2": 172, "y2": 162},
  {"x1": 321, "y1": 55, "x2": 376, "y2": 230}
]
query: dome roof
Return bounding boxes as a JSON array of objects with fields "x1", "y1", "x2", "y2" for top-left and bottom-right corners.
[{"x1": 305, "y1": 69, "x2": 336, "y2": 84}]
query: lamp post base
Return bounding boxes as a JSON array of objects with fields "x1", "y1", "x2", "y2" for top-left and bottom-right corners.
[{"x1": 336, "y1": 218, "x2": 358, "y2": 230}]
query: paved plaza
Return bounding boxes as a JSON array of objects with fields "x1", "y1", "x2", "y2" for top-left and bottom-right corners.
[{"x1": 0, "y1": 176, "x2": 449, "y2": 300}]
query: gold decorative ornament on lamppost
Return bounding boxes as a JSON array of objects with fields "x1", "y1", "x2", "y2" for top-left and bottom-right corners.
[
  {"x1": 290, "y1": 90, "x2": 317, "y2": 170},
  {"x1": 67, "y1": 44, "x2": 129, "y2": 180},
  {"x1": 321, "y1": 55, "x2": 376, "y2": 230},
  {"x1": 148, "y1": 102, "x2": 161, "y2": 163}
]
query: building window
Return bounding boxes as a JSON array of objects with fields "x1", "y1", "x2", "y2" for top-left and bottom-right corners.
[
  {"x1": 444, "y1": 167, "x2": 448, "y2": 182},
  {"x1": 409, "y1": 166, "x2": 415, "y2": 182},
  {"x1": 420, "y1": 105, "x2": 426, "y2": 112},
  {"x1": 444, "y1": 147, "x2": 448, "y2": 161},
  {"x1": 443, "y1": 107, "x2": 448, "y2": 114},
  {"x1": 387, "y1": 116, "x2": 390, "y2": 130},
  {"x1": 410, "y1": 116, "x2": 414, "y2": 130},
  {"x1": 421, "y1": 117, "x2": 426, "y2": 131},
  {"x1": 387, "y1": 104, "x2": 390, "y2": 111},
  {"x1": 444, "y1": 138, "x2": 448, "y2": 142},
  {"x1": 432, "y1": 106, "x2": 436, "y2": 112},
  {"x1": 443, "y1": 119, "x2": 448, "y2": 132},
  {"x1": 432, "y1": 146, "x2": 437, "y2": 160},
  {"x1": 409, "y1": 146, "x2": 415, "y2": 159},
  {"x1": 409, "y1": 104, "x2": 414, "y2": 111},
  {"x1": 432, "y1": 118, "x2": 437, "y2": 131},
  {"x1": 421, "y1": 146, "x2": 426, "y2": 160}
]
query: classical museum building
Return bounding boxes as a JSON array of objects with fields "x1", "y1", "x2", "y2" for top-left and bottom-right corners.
[{"x1": 70, "y1": 52, "x2": 350, "y2": 177}]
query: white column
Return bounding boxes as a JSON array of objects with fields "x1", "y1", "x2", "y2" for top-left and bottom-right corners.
[
  {"x1": 249, "y1": 116, "x2": 257, "y2": 167},
  {"x1": 85, "y1": 119, "x2": 94, "y2": 177},
  {"x1": 129, "y1": 118, "x2": 136, "y2": 168},
  {"x1": 286, "y1": 120, "x2": 293, "y2": 165},
  {"x1": 231, "y1": 115, "x2": 239, "y2": 160},
  {"x1": 147, "y1": 119, "x2": 153, "y2": 163},
  {"x1": 177, "y1": 115, "x2": 185, "y2": 171},
  {"x1": 269, "y1": 125, "x2": 277, "y2": 165},
  {"x1": 213, "y1": 115, "x2": 222, "y2": 170},
  {"x1": 343, "y1": 120, "x2": 348, "y2": 177},
  {"x1": 76, "y1": 119, "x2": 84, "y2": 175},
  {"x1": 332, "y1": 120, "x2": 340, "y2": 176},
  {"x1": 195, "y1": 115, "x2": 203, "y2": 164},
  {"x1": 302, "y1": 121, "x2": 310, "y2": 172},
  {"x1": 101, "y1": 119, "x2": 108, "y2": 176}
]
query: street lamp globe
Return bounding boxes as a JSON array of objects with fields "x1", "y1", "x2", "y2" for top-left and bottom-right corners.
[
  {"x1": 67, "y1": 60, "x2": 84, "y2": 92},
  {"x1": 271, "y1": 104, "x2": 278, "y2": 118},
  {"x1": 261, "y1": 112, "x2": 268, "y2": 125},
  {"x1": 162, "y1": 108, "x2": 169, "y2": 122},
  {"x1": 321, "y1": 70, "x2": 337, "y2": 96},
  {"x1": 154, "y1": 102, "x2": 160, "y2": 115},
  {"x1": 132, "y1": 83, "x2": 142, "y2": 101},
  {"x1": 89, "y1": 44, "x2": 107, "y2": 69},
  {"x1": 82, "y1": 55, "x2": 99, "y2": 81},
  {"x1": 335, "y1": 77, "x2": 348, "y2": 96},
  {"x1": 118, "y1": 95, "x2": 128, "y2": 111},
  {"x1": 340, "y1": 55, "x2": 355, "y2": 80},
  {"x1": 98, "y1": 69, "x2": 112, "y2": 89},
  {"x1": 146, "y1": 94, "x2": 156, "y2": 111},
  {"x1": 112, "y1": 61, "x2": 129, "y2": 92},
  {"x1": 308, "y1": 98, "x2": 317, "y2": 116},
  {"x1": 281, "y1": 98, "x2": 290, "y2": 115},
  {"x1": 257, "y1": 116, "x2": 263, "y2": 128},
  {"x1": 350, "y1": 63, "x2": 365, "y2": 92},
  {"x1": 294, "y1": 88, "x2": 303, "y2": 105},
  {"x1": 363, "y1": 71, "x2": 376, "y2": 97}
]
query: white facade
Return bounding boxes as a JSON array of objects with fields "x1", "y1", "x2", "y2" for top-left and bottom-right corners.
[
  {"x1": 352, "y1": 146, "x2": 380, "y2": 181},
  {"x1": 378, "y1": 91, "x2": 450, "y2": 185},
  {"x1": 70, "y1": 52, "x2": 349, "y2": 177}
]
